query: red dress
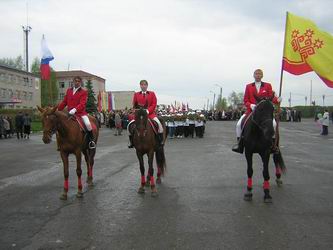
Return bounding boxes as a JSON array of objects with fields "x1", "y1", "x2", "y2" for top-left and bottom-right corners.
[
  {"x1": 132, "y1": 91, "x2": 157, "y2": 119},
  {"x1": 58, "y1": 87, "x2": 88, "y2": 116},
  {"x1": 243, "y1": 82, "x2": 278, "y2": 114}
]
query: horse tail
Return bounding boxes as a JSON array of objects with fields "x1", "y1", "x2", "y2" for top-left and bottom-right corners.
[
  {"x1": 273, "y1": 150, "x2": 286, "y2": 173},
  {"x1": 155, "y1": 146, "x2": 166, "y2": 176}
]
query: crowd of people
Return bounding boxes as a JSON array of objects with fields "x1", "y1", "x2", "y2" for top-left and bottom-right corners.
[
  {"x1": 94, "y1": 109, "x2": 206, "y2": 139},
  {"x1": 0, "y1": 111, "x2": 32, "y2": 139}
]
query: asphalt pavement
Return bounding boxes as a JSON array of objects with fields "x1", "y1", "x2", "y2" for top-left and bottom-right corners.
[{"x1": 0, "y1": 119, "x2": 332, "y2": 250}]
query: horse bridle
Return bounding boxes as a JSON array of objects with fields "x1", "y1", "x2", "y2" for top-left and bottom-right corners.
[
  {"x1": 44, "y1": 113, "x2": 58, "y2": 136},
  {"x1": 135, "y1": 110, "x2": 148, "y2": 137}
]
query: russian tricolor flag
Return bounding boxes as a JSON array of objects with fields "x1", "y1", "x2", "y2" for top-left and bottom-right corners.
[{"x1": 40, "y1": 35, "x2": 54, "y2": 80}]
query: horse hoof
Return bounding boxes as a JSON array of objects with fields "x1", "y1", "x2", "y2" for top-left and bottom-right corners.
[
  {"x1": 264, "y1": 196, "x2": 272, "y2": 203},
  {"x1": 276, "y1": 179, "x2": 283, "y2": 186},
  {"x1": 244, "y1": 192, "x2": 253, "y2": 201},
  {"x1": 145, "y1": 182, "x2": 150, "y2": 187},
  {"x1": 59, "y1": 193, "x2": 67, "y2": 200},
  {"x1": 138, "y1": 187, "x2": 145, "y2": 194},
  {"x1": 151, "y1": 191, "x2": 158, "y2": 197},
  {"x1": 76, "y1": 192, "x2": 83, "y2": 198},
  {"x1": 156, "y1": 178, "x2": 162, "y2": 184}
]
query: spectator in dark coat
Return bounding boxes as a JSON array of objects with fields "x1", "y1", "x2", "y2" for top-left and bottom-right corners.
[{"x1": 15, "y1": 111, "x2": 24, "y2": 139}]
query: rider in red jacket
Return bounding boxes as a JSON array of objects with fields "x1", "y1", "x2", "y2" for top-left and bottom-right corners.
[
  {"x1": 58, "y1": 76, "x2": 96, "y2": 149},
  {"x1": 128, "y1": 80, "x2": 164, "y2": 148},
  {"x1": 232, "y1": 69, "x2": 281, "y2": 153}
]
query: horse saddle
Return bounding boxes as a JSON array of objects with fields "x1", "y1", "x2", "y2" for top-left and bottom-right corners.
[
  {"x1": 128, "y1": 119, "x2": 159, "y2": 135},
  {"x1": 72, "y1": 115, "x2": 97, "y2": 133}
]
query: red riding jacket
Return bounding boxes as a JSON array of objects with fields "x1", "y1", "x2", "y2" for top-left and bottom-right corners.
[
  {"x1": 244, "y1": 82, "x2": 279, "y2": 114},
  {"x1": 132, "y1": 91, "x2": 157, "y2": 119},
  {"x1": 58, "y1": 87, "x2": 88, "y2": 116}
]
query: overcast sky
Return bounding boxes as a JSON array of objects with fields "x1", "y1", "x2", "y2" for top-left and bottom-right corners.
[{"x1": 1, "y1": 0, "x2": 333, "y2": 108}]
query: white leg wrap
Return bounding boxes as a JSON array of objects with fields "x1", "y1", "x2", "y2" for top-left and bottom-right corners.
[
  {"x1": 153, "y1": 117, "x2": 164, "y2": 133},
  {"x1": 236, "y1": 114, "x2": 246, "y2": 138},
  {"x1": 82, "y1": 115, "x2": 92, "y2": 131}
]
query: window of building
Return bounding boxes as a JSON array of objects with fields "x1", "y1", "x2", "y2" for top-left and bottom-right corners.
[
  {"x1": 59, "y1": 93, "x2": 65, "y2": 99},
  {"x1": 29, "y1": 78, "x2": 33, "y2": 87},
  {"x1": 29, "y1": 92, "x2": 33, "y2": 100},
  {"x1": 59, "y1": 82, "x2": 65, "y2": 88},
  {"x1": 23, "y1": 77, "x2": 29, "y2": 86},
  {"x1": 8, "y1": 89, "x2": 13, "y2": 98},
  {"x1": 23, "y1": 91, "x2": 27, "y2": 100},
  {"x1": 1, "y1": 88, "x2": 6, "y2": 98},
  {"x1": 16, "y1": 90, "x2": 21, "y2": 99}
]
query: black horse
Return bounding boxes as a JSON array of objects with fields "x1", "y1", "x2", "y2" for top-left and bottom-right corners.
[
  {"x1": 130, "y1": 107, "x2": 167, "y2": 197},
  {"x1": 242, "y1": 96, "x2": 286, "y2": 203}
]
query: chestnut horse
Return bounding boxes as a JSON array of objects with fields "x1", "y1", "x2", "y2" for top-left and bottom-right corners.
[
  {"x1": 130, "y1": 107, "x2": 166, "y2": 197},
  {"x1": 38, "y1": 106, "x2": 99, "y2": 200}
]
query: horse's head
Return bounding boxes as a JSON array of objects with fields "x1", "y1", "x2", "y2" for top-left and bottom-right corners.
[
  {"x1": 252, "y1": 95, "x2": 275, "y2": 140},
  {"x1": 37, "y1": 105, "x2": 58, "y2": 144},
  {"x1": 134, "y1": 106, "x2": 148, "y2": 137}
]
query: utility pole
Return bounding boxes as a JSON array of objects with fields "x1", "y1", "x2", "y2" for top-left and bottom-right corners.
[
  {"x1": 22, "y1": 1, "x2": 31, "y2": 72},
  {"x1": 322, "y1": 94, "x2": 325, "y2": 106},
  {"x1": 305, "y1": 96, "x2": 307, "y2": 106}
]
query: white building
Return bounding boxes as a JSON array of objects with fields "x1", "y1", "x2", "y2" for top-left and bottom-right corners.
[{"x1": 0, "y1": 64, "x2": 41, "y2": 109}]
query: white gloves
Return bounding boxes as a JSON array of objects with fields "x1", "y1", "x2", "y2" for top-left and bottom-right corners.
[
  {"x1": 277, "y1": 97, "x2": 282, "y2": 102},
  {"x1": 250, "y1": 104, "x2": 256, "y2": 111},
  {"x1": 69, "y1": 108, "x2": 77, "y2": 115},
  {"x1": 146, "y1": 109, "x2": 149, "y2": 114}
]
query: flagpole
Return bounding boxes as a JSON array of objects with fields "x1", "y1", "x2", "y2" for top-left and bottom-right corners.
[
  {"x1": 278, "y1": 11, "x2": 289, "y2": 97},
  {"x1": 275, "y1": 12, "x2": 289, "y2": 150}
]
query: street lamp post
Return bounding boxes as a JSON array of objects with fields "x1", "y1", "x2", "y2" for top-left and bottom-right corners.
[
  {"x1": 214, "y1": 84, "x2": 223, "y2": 108},
  {"x1": 210, "y1": 91, "x2": 216, "y2": 111}
]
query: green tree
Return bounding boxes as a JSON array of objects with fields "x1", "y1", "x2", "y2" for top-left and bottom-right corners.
[
  {"x1": 0, "y1": 55, "x2": 25, "y2": 70},
  {"x1": 41, "y1": 68, "x2": 58, "y2": 107},
  {"x1": 215, "y1": 97, "x2": 228, "y2": 110},
  {"x1": 228, "y1": 91, "x2": 243, "y2": 109},
  {"x1": 85, "y1": 80, "x2": 97, "y2": 113},
  {"x1": 31, "y1": 57, "x2": 40, "y2": 73}
]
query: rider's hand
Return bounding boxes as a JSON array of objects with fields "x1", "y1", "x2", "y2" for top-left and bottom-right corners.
[
  {"x1": 277, "y1": 97, "x2": 282, "y2": 103},
  {"x1": 69, "y1": 108, "x2": 77, "y2": 115},
  {"x1": 250, "y1": 104, "x2": 256, "y2": 111},
  {"x1": 146, "y1": 109, "x2": 149, "y2": 114}
]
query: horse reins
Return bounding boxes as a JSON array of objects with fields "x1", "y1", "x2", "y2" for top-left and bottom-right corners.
[{"x1": 251, "y1": 99, "x2": 273, "y2": 131}]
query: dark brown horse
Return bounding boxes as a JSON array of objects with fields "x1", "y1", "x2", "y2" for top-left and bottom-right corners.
[
  {"x1": 130, "y1": 107, "x2": 166, "y2": 197},
  {"x1": 242, "y1": 96, "x2": 286, "y2": 203},
  {"x1": 38, "y1": 105, "x2": 99, "y2": 200}
]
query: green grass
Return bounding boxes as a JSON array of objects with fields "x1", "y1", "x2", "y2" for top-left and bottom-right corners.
[{"x1": 31, "y1": 121, "x2": 42, "y2": 132}]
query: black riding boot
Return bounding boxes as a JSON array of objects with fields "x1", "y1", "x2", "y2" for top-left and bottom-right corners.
[
  {"x1": 128, "y1": 135, "x2": 134, "y2": 148},
  {"x1": 232, "y1": 137, "x2": 244, "y2": 154},
  {"x1": 87, "y1": 130, "x2": 96, "y2": 149}
]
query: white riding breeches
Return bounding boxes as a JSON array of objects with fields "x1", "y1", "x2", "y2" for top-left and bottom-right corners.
[
  {"x1": 82, "y1": 115, "x2": 92, "y2": 131},
  {"x1": 127, "y1": 117, "x2": 164, "y2": 134},
  {"x1": 236, "y1": 114, "x2": 276, "y2": 138},
  {"x1": 153, "y1": 117, "x2": 164, "y2": 133}
]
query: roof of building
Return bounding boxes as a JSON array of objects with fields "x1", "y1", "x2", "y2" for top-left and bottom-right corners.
[
  {"x1": 0, "y1": 63, "x2": 40, "y2": 78},
  {"x1": 55, "y1": 70, "x2": 106, "y2": 82}
]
